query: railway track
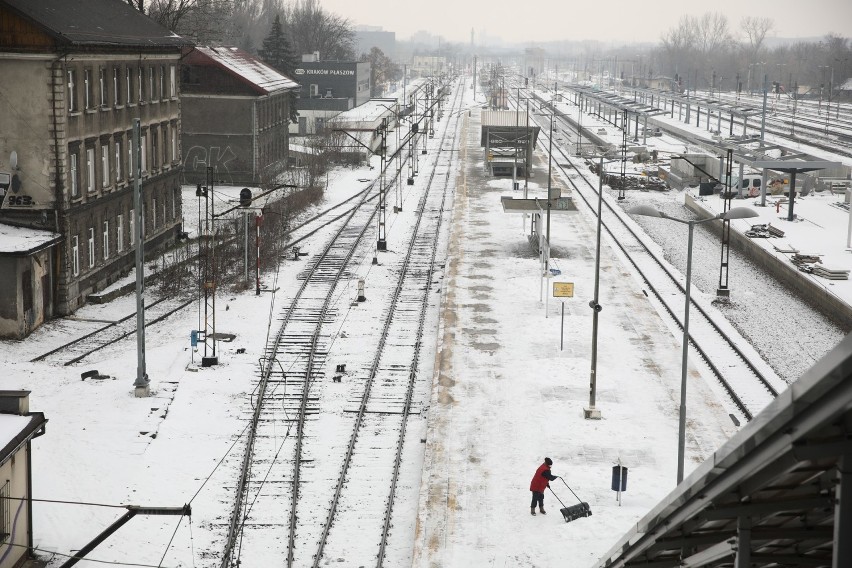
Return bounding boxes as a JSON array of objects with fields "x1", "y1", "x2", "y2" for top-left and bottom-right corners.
[
  {"x1": 516, "y1": 87, "x2": 786, "y2": 423},
  {"x1": 219, "y1": 76, "x2": 464, "y2": 567},
  {"x1": 31, "y1": 295, "x2": 195, "y2": 366},
  {"x1": 554, "y1": 82, "x2": 852, "y2": 158}
]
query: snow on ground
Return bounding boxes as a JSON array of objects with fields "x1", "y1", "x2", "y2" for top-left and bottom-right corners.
[
  {"x1": 543, "y1": 86, "x2": 848, "y2": 381},
  {"x1": 1, "y1": 76, "x2": 848, "y2": 568}
]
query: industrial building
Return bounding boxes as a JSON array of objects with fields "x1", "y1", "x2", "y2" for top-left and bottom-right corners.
[{"x1": 290, "y1": 53, "x2": 371, "y2": 135}]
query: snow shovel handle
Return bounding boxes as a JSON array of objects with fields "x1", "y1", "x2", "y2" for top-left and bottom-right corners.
[
  {"x1": 547, "y1": 485, "x2": 568, "y2": 508},
  {"x1": 558, "y1": 477, "x2": 586, "y2": 505}
]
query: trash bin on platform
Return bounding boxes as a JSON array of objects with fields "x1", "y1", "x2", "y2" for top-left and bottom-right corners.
[
  {"x1": 611, "y1": 465, "x2": 627, "y2": 491},
  {"x1": 612, "y1": 464, "x2": 627, "y2": 506}
]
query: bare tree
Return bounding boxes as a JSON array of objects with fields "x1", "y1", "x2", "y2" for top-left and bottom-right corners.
[
  {"x1": 282, "y1": 0, "x2": 355, "y2": 60},
  {"x1": 361, "y1": 47, "x2": 400, "y2": 97},
  {"x1": 742, "y1": 16, "x2": 774, "y2": 58},
  {"x1": 692, "y1": 12, "x2": 732, "y2": 55},
  {"x1": 147, "y1": 0, "x2": 197, "y2": 31}
]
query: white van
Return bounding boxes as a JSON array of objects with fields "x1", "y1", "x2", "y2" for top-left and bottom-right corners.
[{"x1": 734, "y1": 174, "x2": 762, "y2": 198}]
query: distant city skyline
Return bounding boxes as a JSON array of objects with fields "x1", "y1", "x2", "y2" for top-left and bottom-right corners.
[{"x1": 325, "y1": 0, "x2": 850, "y2": 46}]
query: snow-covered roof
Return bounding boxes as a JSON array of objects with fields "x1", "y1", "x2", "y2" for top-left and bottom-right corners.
[
  {"x1": 0, "y1": 413, "x2": 46, "y2": 467},
  {"x1": 481, "y1": 110, "x2": 530, "y2": 127},
  {"x1": 0, "y1": 223, "x2": 62, "y2": 255},
  {"x1": 333, "y1": 99, "x2": 398, "y2": 128},
  {"x1": 2, "y1": 0, "x2": 191, "y2": 49},
  {"x1": 192, "y1": 46, "x2": 299, "y2": 95}
]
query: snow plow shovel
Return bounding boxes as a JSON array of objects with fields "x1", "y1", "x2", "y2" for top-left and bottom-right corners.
[{"x1": 548, "y1": 477, "x2": 592, "y2": 523}]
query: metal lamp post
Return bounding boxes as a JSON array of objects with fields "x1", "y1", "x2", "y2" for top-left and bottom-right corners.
[
  {"x1": 628, "y1": 205, "x2": 758, "y2": 484},
  {"x1": 584, "y1": 156, "x2": 611, "y2": 420}
]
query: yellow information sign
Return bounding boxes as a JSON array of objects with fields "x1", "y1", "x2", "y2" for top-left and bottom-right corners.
[{"x1": 553, "y1": 282, "x2": 574, "y2": 298}]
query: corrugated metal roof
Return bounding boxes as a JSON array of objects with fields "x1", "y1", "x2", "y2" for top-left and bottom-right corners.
[
  {"x1": 1, "y1": 0, "x2": 191, "y2": 48},
  {"x1": 193, "y1": 46, "x2": 298, "y2": 95},
  {"x1": 481, "y1": 110, "x2": 530, "y2": 127}
]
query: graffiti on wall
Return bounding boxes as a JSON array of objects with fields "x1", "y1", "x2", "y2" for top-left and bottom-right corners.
[
  {"x1": 0, "y1": 170, "x2": 52, "y2": 210},
  {"x1": 183, "y1": 145, "x2": 238, "y2": 184}
]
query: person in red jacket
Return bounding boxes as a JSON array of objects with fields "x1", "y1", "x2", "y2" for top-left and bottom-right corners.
[{"x1": 530, "y1": 457, "x2": 559, "y2": 515}]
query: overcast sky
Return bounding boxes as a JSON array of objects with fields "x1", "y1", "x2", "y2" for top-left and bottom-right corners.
[{"x1": 320, "y1": 0, "x2": 851, "y2": 45}]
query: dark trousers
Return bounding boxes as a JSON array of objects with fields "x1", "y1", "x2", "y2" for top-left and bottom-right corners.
[{"x1": 530, "y1": 491, "x2": 544, "y2": 509}]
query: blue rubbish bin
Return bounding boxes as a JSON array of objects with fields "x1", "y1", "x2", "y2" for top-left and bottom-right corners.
[{"x1": 611, "y1": 465, "x2": 628, "y2": 492}]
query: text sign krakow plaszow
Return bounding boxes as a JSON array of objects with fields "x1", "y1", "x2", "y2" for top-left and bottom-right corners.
[
  {"x1": 553, "y1": 282, "x2": 574, "y2": 298},
  {"x1": 294, "y1": 69, "x2": 355, "y2": 76}
]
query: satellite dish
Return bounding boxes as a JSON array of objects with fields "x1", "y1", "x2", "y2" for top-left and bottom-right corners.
[{"x1": 9, "y1": 151, "x2": 17, "y2": 170}]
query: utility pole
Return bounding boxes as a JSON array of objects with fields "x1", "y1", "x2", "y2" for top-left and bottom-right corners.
[
  {"x1": 132, "y1": 119, "x2": 149, "y2": 397},
  {"x1": 473, "y1": 55, "x2": 477, "y2": 99},
  {"x1": 377, "y1": 117, "x2": 387, "y2": 253},
  {"x1": 760, "y1": 74, "x2": 768, "y2": 142},
  {"x1": 201, "y1": 166, "x2": 217, "y2": 367}
]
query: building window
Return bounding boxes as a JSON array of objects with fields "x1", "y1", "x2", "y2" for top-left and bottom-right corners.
[
  {"x1": 86, "y1": 147, "x2": 95, "y2": 192},
  {"x1": 71, "y1": 236, "x2": 80, "y2": 276},
  {"x1": 310, "y1": 84, "x2": 319, "y2": 97},
  {"x1": 126, "y1": 67, "x2": 132, "y2": 105},
  {"x1": 70, "y1": 152, "x2": 79, "y2": 197},
  {"x1": 113, "y1": 67, "x2": 120, "y2": 106},
  {"x1": 140, "y1": 134, "x2": 147, "y2": 172},
  {"x1": 67, "y1": 69, "x2": 77, "y2": 112},
  {"x1": 87, "y1": 228, "x2": 95, "y2": 268},
  {"x1": 151, "y1": 130, "x2": 158, "y2": 170},
  {"x1": 159, "y1": 66, "x2": 165, "y2": 100},
  {"x1": 170, "y1": 65, "x2": 176, "y2": 97},
  {"x1": 149, "y1": 66, "x2": 155, "y2": 102},
  {"x1": 115, "y1": 140, "x2": 122, "y2": 181},
  {"x1": 84, "y1": 68, "x2": 92, "y2": 109},
  {"x1": 127, "y1": 133, "x2": 134, "y2": 179},
  {"x1": 101, "y1": 144, "x2": 109, "y2": 187},
  {"x1": 103, "y1": 220, "x2": 109, "y2": 259},
  {"x1": 117, "y1": 214, "x2": 124, "y2": 252},
  {"x1": 129, "y1": 209, "x2": 135, "y2": 246},
  {"x1": 172, "y1": 187, "x2": 178, "y2": 220},
  {"x1": 152, "y1": 197, "x2": 158, "y2": 230},
  {"x1": 171, "y1": 127, "x2": 177, "y2": 163},
  {"x1": 138, "y1": 67, "x2": 143, "y2": 103},
  {"x1": 99, "y1": 67, "x2": 107, "y2": 107}
]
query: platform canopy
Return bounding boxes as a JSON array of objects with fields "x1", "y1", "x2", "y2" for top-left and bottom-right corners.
[
  {"x1": 480, "y1": 111, "x2": 540, "y2": 148},
  {"x1": 754, "y1": 159, "x2": 843, "y2": 221}
]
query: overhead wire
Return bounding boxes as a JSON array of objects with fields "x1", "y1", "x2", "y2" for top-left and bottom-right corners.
[{"x1": 3, "y1": 541, "x2": 177, "y2": 568}]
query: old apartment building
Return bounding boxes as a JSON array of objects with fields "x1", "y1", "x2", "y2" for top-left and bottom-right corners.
[{"x1": 0, "y1": 0, "x2": 189, "y2": 338}]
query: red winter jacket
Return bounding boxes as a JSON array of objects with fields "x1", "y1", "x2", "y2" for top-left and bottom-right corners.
[{"x1": 530, "y1": 463, "x2": 557, "y2": 492}]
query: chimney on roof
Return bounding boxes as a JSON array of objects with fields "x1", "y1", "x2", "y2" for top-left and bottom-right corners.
[{"x1": 0, "y1": 391, "x2": 30, "y2": 415}]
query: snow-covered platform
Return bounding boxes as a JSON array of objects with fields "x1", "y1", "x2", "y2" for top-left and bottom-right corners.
[
  {"x1": 411, "y1": 91, "x2": 739, "y2": 567},
  {"x1": 686, "y1": 189, "x2": 852, "y2": 328}
]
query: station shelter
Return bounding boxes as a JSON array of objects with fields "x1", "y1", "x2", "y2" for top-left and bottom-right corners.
[{"x1": 480, "y1": 111, "x2": 540, "y2": 179}]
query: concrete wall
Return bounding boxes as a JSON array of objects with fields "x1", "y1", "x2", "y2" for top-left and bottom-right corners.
[
  {"x1": 0, "y1": 248, "x2": 56, "y2": 340},
  {"x1": 0, "y1": 58, "x2": 54, "y2": 209},
  {"x1": 685, "y1": 193, "x2": 852, "y2": 331}
]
